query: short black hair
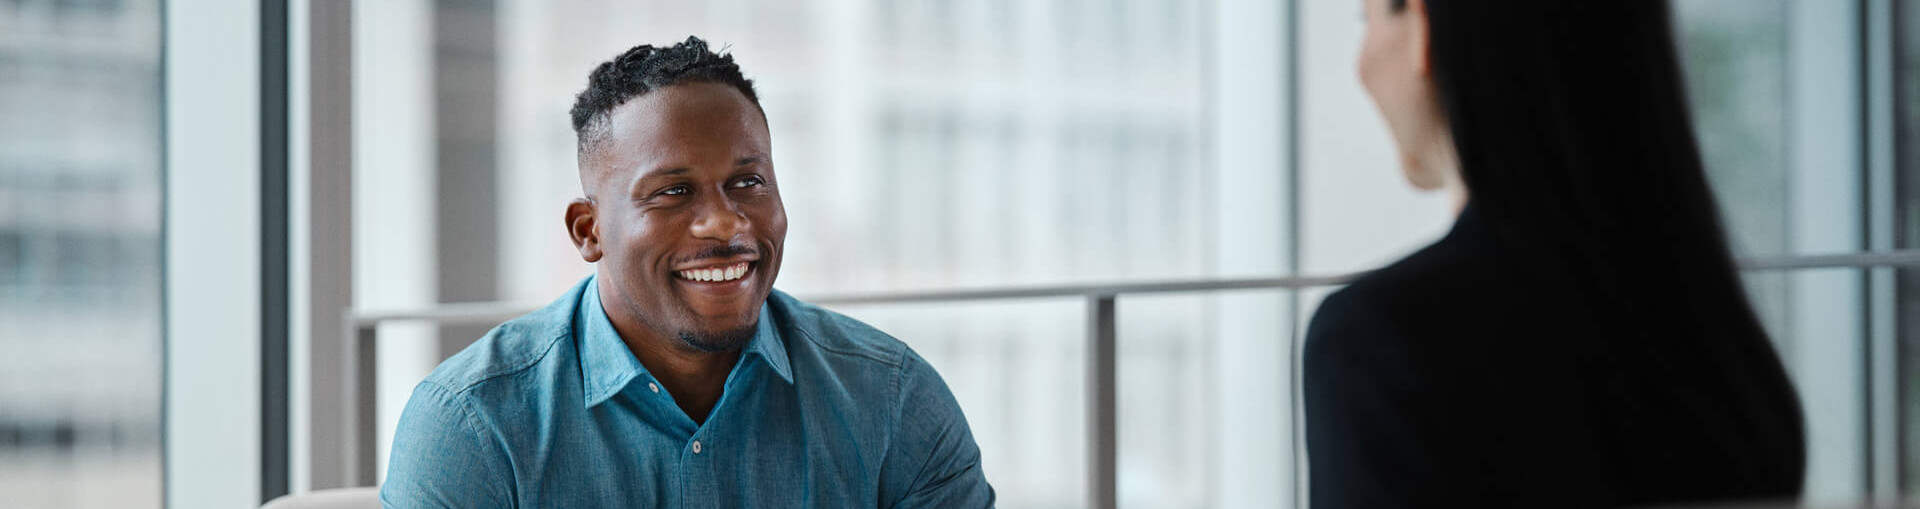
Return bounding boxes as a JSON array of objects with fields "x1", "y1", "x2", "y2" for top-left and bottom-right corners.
[{"x1": 569, "y1": 36, "x2": 761, "y2": 153}]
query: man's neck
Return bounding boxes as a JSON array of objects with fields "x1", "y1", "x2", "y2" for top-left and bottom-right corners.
[
  {"x1": 623, "y1": 334, "x2": 739, "y2": 425},
  {"x1": 596, "y1": 282, "x2": 745, "y2": 425}
]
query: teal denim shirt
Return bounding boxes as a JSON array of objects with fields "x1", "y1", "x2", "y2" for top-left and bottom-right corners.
[{"x1": 381, "y1": 276, "x2": 994, "y2": 508}]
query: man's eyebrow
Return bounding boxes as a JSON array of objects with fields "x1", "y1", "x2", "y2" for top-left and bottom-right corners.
[
  {"x1": 736, "y1": 155, "x2": 770, "y2": 166},
  {"x1": 637, "y1": 166, "x2": 692, "y2": 180}
]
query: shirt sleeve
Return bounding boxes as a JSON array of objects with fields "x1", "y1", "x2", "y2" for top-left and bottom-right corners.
[
  {"x1": 880, "y1": 349, "x2": 996, "y2": 509},
  {"x1": 381, "y1": 381, "x2": 517, "y2": 509}
]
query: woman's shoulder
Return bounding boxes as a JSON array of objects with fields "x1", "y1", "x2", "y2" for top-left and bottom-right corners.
[
  {"x1": 1305, "y1": 233, "x2": 1540, "y2": 355},
  {"x1": 1342, "y1": 234, "x2": 1508, "y2": 305}
]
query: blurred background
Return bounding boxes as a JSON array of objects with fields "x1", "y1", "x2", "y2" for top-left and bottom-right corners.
[{"x1": 3, "y1": 0, "x2": 1919, "y2": 508}]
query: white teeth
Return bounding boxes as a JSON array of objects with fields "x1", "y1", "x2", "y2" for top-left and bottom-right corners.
[{"x1": 678, "y1": 263, "x2": 749, "y2": 282}]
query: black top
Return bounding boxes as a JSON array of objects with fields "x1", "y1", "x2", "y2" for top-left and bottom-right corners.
[{"x1": 1303, "y1": 206, "x2": 1805, "y2": 508}]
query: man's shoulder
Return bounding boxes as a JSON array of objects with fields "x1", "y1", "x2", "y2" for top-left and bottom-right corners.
[
  {"x1": 767, "y1": 290, "x2": 966, "y2": 442},
  {"x1": 421, "y1": 283, "x2": 583, "y2": 396},
  {"x1": 767, "y1": 289, "x2": 912, "y2": 370}
]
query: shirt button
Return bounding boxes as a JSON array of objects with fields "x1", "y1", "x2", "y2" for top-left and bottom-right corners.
[
  {"x1": 648, "y1": 382, "x2": 659, "y2": 393},
  {"x1": 691, "y1": 440, "x2": 703, "y2": 454}
]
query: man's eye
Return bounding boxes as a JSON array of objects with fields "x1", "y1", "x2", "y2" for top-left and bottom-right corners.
[
  {"x1": 659, "y1": 185, "x2": 690, "y2": 196},
  {"x1": 731, "y1": 176, "x2": 764, "y2": 189}
]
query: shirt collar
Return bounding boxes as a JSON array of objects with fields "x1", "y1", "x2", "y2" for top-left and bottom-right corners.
[
  {"x1": 740, "y1": 303, "x2": 794, "y2": 385},
  {"x1": 579, "y1": 276, "x2": 793, "y2": 408}
]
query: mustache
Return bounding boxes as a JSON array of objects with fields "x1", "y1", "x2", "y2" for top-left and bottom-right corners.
[{"x1": 674, "y1": 244, "x2": 760, "y2": 266}]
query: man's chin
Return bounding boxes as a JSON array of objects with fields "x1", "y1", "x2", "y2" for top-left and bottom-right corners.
[
  {"x1": 672, "y1": 284, "x2": 765, "y2": 319},
  {"x1": 663, "y1": 290, "x2": 765, "y2": 352},
  {"x1": 675, "y1": 323, "x2": 758, "y2": 353}
]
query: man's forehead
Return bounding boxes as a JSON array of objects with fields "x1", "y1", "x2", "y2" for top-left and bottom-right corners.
[
  {"x1": 605, "y1": 83, "x2": 765, "y2": 142},
  {"x1": 579, "y1": 83, "x2": 770, "y2": 188}
]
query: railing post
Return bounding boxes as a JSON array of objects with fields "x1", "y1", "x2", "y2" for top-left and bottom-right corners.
[
  {"x1": 347, "y1": 322, "x2": 378, "y2": 487},
  {"x1": 1088, "y1": 294, "x2": 1117, "y2": 509},
  {"x1": 306, "y1": 0, "x2": 355, "y2": 490}
]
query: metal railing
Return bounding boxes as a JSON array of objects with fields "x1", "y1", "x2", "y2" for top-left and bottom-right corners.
[{"x1": 341, "y1": 249, "x2": 1920, "y2": 506}]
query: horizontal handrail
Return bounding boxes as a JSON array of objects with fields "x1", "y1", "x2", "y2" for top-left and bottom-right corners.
[
  {"x1": 340, "y1": 247, "x2": 1920, "y2": 500},
  {"x1": 348, "y1": 249, "x2": 1920, "y2": 325},
  {"x1": 1736, "y1": 250, "x2": 1920, "y2": 271}
]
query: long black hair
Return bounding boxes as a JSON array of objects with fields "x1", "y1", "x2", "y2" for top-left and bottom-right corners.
[{"x1": 1395, "y1": 0, "x2": 1805, "y2": 495}]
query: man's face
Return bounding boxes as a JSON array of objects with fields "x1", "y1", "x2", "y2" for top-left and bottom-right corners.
[{"x1": 573, "y1": 82, "x2": 786, "y2": 352}]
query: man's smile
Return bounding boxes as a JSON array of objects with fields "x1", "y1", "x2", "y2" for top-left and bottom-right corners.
[
  {"x1": 671, "y1": 256, "x2": 760, "y2": 299},
  {"x1": 674, "y1": 261, "x2": 751, "y2": 283}
]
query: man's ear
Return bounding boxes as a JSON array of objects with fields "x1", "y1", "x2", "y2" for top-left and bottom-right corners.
[{"x1": 566, "y1": 198, "x2": 603, "y2": 263}]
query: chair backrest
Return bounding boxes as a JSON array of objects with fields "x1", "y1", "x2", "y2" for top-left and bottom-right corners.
[{"x1": 260, "y1": 487, "x2": 380, "y2": 509}]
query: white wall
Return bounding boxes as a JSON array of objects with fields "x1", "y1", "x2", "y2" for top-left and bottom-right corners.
[
  {"x1": 1208, "y1": 0, "x2": 1295, "y2": 507},
  {"x1": 354, "y1": 0, "x2": 440, "y2": 481},
  {"x1": 165, "y1": 0, "x2": 263, "y2": 506}
]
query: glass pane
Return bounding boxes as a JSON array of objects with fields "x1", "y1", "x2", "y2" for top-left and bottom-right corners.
[
  {"x1": 0, "y1": 1, "x2": 165, "y2": 508},
  {"x1": 1673, "y1": 0, "x2": 1792, "y2": 258},
  {"x1": 829, "y1": 299, "x2": 1088, "y2": 508},
  {"x1": 841, "y1": 292, "x2": 1296, "y2": 509},
  {"x1": 1742, "y1": 268, "x2": 1867, "y2": 502},
  {"x1": 1117, "y1": 295, "x2": 1211, "y2": 508},
  {"x1": 1115, "y1": 291, "x2": 1297, "y2": 509},
  {"x1": 1904, "y1": 1, "x2": 1920, "y2": 251},
  {"x1": 376, "y1": 1, "x2": 1259, "y2": 507},
  {"x1": 489, "y1": 0, "x2": 1214, "y2": 300},
  {"x1": 1899, "y1": 0, "x2": 1920, "y2": 493},
  {"x1": 1901, "y1": 264, "x2": 1920, "y2": 494},
  {"x1": 1295, "y1": 0, "x2": 1805, "y2": 275}
]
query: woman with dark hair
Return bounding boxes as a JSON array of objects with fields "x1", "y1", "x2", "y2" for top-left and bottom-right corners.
[{"x1": 1302, "y1": 0, "x2": 1806, "y2": 507}]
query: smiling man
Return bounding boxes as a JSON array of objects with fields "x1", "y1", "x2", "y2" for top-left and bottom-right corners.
[{"x1": 381, "y1": 37, "x2": 994, "y2": 508}]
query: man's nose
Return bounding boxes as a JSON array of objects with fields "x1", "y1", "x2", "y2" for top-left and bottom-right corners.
[{"x1": 689, "y1": 192, "x2": 750, "y2": 240}]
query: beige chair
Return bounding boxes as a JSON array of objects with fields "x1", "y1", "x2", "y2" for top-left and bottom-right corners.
[{"x1": 260, "y1": 487, "x2": 380, "y2": 509}]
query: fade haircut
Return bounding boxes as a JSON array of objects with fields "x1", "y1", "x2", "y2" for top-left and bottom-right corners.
[{"x1": 568, "y1": 36, "x2": 761, "y2": 158}]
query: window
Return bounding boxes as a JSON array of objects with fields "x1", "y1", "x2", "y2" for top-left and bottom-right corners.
[
  {"x1": 1898, "y1": 0, "x2": 1920, "y2": 494},
  {"x1": 362, "y1": 1, "x2": 1232, "y2": 506},
  {"x1": 338, "y1": 1, "x2": 1912, "y2": 506},
  {"x1": 0, "y1": 1, "x2": 165, "y2": 508}
]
